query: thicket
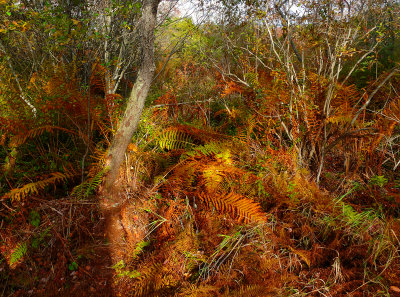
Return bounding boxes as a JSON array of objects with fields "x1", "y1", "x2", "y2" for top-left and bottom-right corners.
[{"x1": 1, "y1": 0, "x2": 400, "y2": 296}]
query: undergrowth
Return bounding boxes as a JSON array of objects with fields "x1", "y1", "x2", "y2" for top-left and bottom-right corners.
[{"x1": 1, "y1": 37, "x2": 399, "y2": 297}]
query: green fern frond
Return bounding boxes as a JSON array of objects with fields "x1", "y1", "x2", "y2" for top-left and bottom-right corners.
[
  {"x1": 157, "y1": 129, "x2": 195, "y2": 150},
  {"x1": 198, "y1": 191, "x2": 266, "y2": 223},
  {"x1": 71, "y1": 168, "x2": 105, "y2": 199},
  {"x1": 9, "y1": 242, "x2": 27, "y2": 267},
  {"x1": 156, "y1": 124, "x2": 228, "y2": 151},
  {"x1": 339, "y1": 204, "x2": 378, "y2": 230},
  {"x1": 2, "y1": 169, "x2": 77, "y2": 201},
  {"x1": 183, "y1": 142, "x2": 232, "y2": 160},
  {"x1": 244, "y1": 72, "x2": 258, "y2": 86},
  {"x1": 112, "y1": 260, "x2": 141, "y2": 279},
  {"x1": 132, "y1": 240, "x2": 150, "y2": 260}
]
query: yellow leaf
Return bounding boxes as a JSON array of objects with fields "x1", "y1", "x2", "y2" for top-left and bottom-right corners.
[
  {"x1": 127, "y1": 143, "x2": 138, "y2": 152},
  {"x1": 289, "y1": 247, "x2": 311, "y2": 267}
]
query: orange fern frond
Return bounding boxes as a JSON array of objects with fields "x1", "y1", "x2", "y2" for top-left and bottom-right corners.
[
  {"x1": 222, "y1": 81, "x2": 244, "y2": 97},
  {"x1": 198, "y1": 191, "x2": 266, "y2": 223},
  {"x1": 129, "y1": 263, "x2": 180, "y2": 297},
  {"x1": 199, "y1": 161, "x2": 256, "y2": 194},
  {"x1": 305, "y1": 107, "x2": 322, "y2": 143},
  {"x1": 332, "y1": 83, "x2": 359, "y2": 112}
]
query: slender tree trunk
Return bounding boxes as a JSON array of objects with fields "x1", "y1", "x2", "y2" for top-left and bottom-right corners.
[
  {"x1": 100, "y1": 0, "x2": 160, "y2": 264},
  {"x1": 103, "y1": 0, "x2": 160, "y2": 196}
]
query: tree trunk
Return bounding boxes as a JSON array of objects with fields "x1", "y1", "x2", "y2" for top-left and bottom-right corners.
[
  {"x1": 103, "y1": 0, "x2": 160, "y2": 196},
  {"x1": 100, "y1": 0, "x2": 160, "y2": 265}
]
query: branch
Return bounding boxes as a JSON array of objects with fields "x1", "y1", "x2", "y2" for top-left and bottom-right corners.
[
  {"x1": 274, "y1": 4, "x2": 302, "y2": 63},
  {"x1": 342, "y1": 42, "x2": 380, "y2": 85},
  {"x1": 0, "y1": 41, "x2": 37, "y2": 117},
  {"x1": 152, "y1": 31, "x2": 190, "y2": 82},
  {"x1": 350, "y1": 68, "x2": 399, "y2": 126},
  {"x1": 151, "y1": 98, "x2": 215, "y2": 108}
]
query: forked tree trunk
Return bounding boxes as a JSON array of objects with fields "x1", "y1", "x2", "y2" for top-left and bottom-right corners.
[{"x1": 100, "y1": 0, "x2": 161, "y2": 263}]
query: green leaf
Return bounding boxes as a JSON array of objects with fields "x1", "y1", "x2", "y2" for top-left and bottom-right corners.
[
  {"x1": 31, "y1": 238, "x2": 40, "y2": 249},
  {"x1": 68, "y1": 261, "x2": 78, "y2": 271},
  {"x1": 369, "y1": 175, "x2": 388, "y2": 188},
  {"x1": 29, "y1": 210, "x2": 41, "y2": 227},
  {"x1": 111, "y1": 260, "x2": 125, "y2": 270}
]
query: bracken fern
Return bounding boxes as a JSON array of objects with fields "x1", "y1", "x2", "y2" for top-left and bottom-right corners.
[
  {"x1": 9, "y1": 242, "x2": 27, "y2": 267},
  {"x1": 2, "y1": 169, "x2": 78, "y2": 201},
  {"x1": 71, "y1": 168, "x2": 106, "y2": 199}
]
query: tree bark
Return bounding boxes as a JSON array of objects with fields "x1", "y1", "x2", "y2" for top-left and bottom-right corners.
[
  {"x1": 103, "y1": 0, "x2": 161, "y2": 196},
  {"x1": 99, "y1": 0, "x2": 161, "y2": 268}
]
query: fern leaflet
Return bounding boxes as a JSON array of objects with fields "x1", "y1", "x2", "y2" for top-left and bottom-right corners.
[
  {"x1": 198, "y1": 192, "x2": 266, "y2": 223},
  {"x1": 158, "y1": 129, "x2": 195, "y2": 150},
  {"x1": 71, "y1": 168, "x2": 105, "y2": 199},
  {"x1": 9, "y1": 242, "x2": 27, "y2": 267},
  {"x1": 10, "y1": 125, "x2": 77, "y2": 147},
  {"x1": 2, "y1": 169, "x2": 77, "y2": 201}
]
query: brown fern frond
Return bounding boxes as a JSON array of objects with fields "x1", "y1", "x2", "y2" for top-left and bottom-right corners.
[
  {"x1": 383, "y1": 96, "x2": 400, "y2": 123},
  {"x1": 130, "y1": 263, "x2": 179, "y2": 297},
  {"x1": 165, "y1": 146, "x2": 261, "y2": 199},
  {"x1": 177, "y1": 284, "x2": 219, "y2": 297},
  {"x1": 332, "y1": 83, "x2": 359, "y2": 111},
  {"x1": 304, "y1": 106, "x2": 322, "y2": 143},
  {"x1": 90, "y1": 62, "x2": 107, "y2": 93},
  {"x1": 130, "y1": 263, "x2": 161, "y2": 296},
  {"x1": 164, "y1": 159, "x2": 201, "y2": 195},
  {"x1": 88, "y1": 147, "x2": 107, "y2": 177},
  {"x1": 225, "y1": 284, "x2": 275, "y2": 297},
  {"x1": 246, "y1": 116, "x2": 258, "y2": 143},
  {"x1": 2, "y1": 169, "x2": 78, "y2": 201},
  {"x1": 163, "y1": 124, "x2": 229, "y2": 145},
  {"x1": 325, "y1": 83, "x2": 359, "y2": 126},
  {"x1": 10, "y1": 125, "x2": 77, "y2": 147},
  {"x1": 198, "y1": 191, "x2": 266, "y2": 223},
  {"x1": 0, "y1": 117, "x2": 27, "y2": 135}
]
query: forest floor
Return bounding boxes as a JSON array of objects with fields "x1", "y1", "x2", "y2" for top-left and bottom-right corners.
[
  {"x1": 0, "y1": 162, "x2": 400, "y2": 296},
  {"x1": 1, "y1": 137, "x2": 400, "y2": 297}
]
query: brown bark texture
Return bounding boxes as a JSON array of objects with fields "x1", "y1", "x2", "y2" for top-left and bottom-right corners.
[
  {"x1": 103, "y1": 0, "x2": 161, "y2": 197},
  {"x1": 99, "y1": 0, "x2": 161, "y2": 265}
]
